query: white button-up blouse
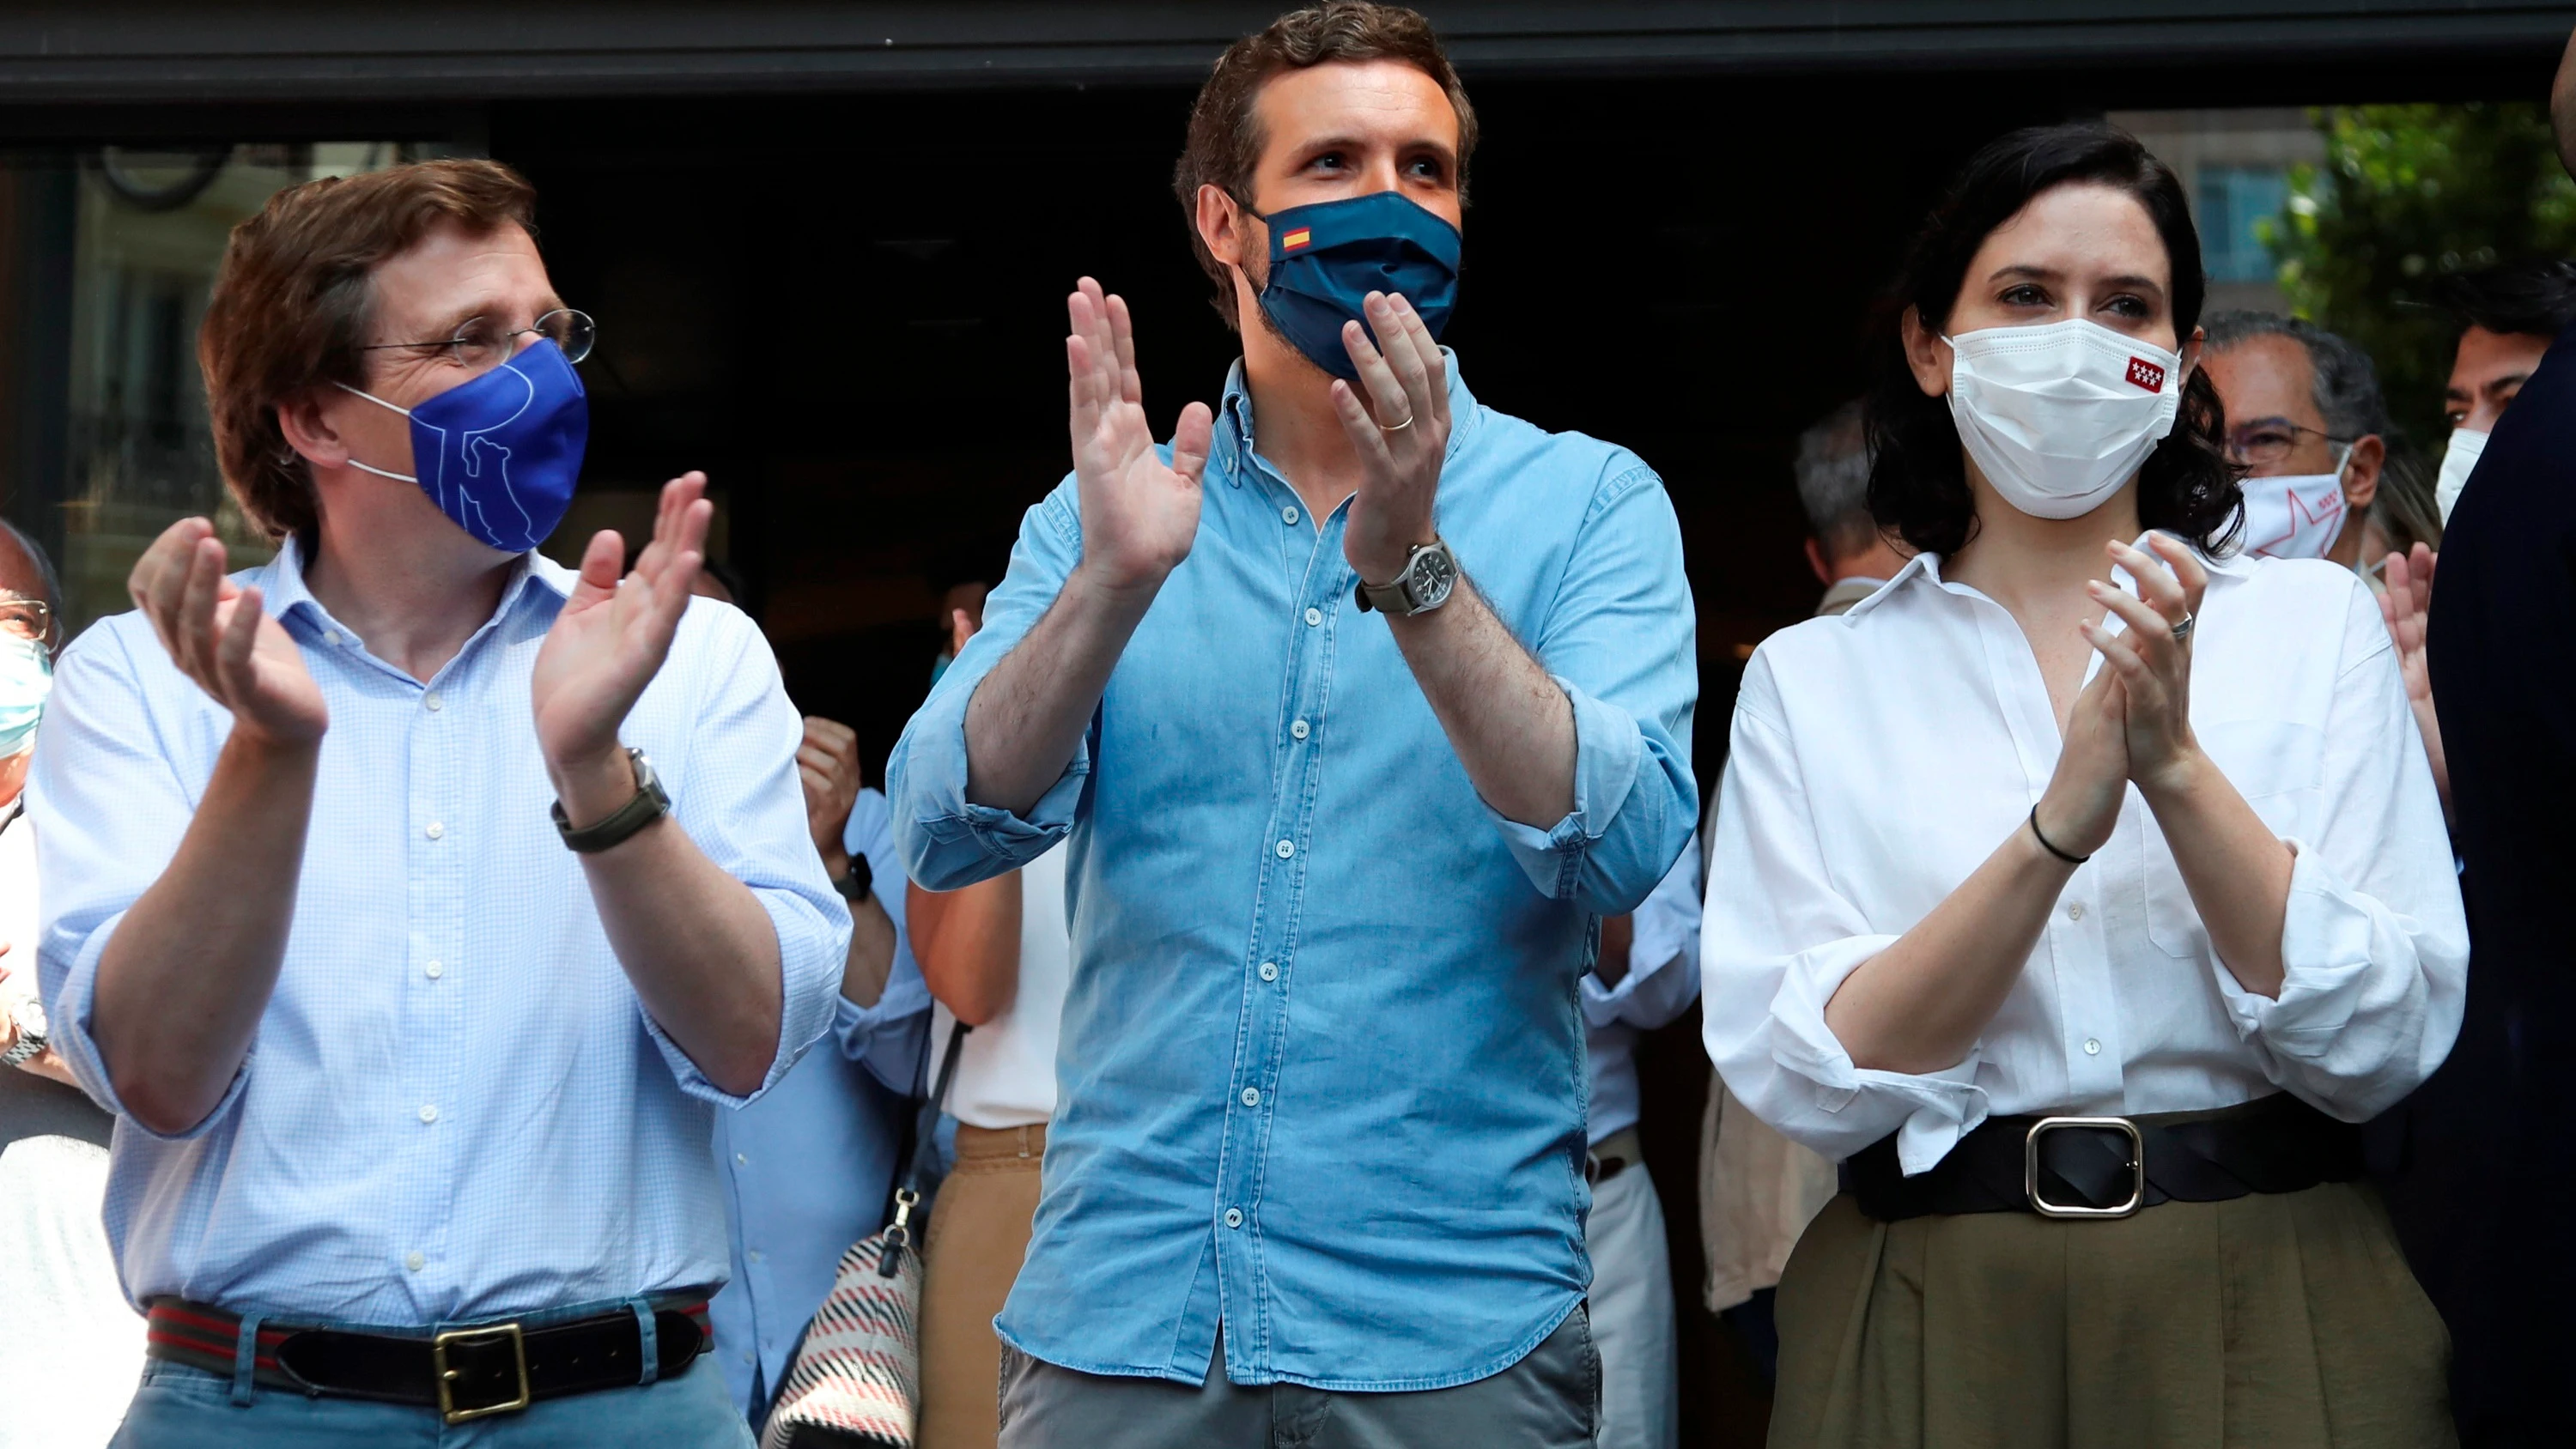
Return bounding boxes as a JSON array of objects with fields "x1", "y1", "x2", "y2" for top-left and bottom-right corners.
[{"x1": 1701, "y1": 547, "x2": 2467, "y2": 1175}]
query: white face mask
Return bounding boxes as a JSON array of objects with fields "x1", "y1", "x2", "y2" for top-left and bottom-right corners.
[
  {"x1": 2434, "y1": 426, "x2": 2487, "y2": 524},
  {"x1": 1945, "y1": 318, "x2": 2186, "y2": 520},
  {"x1": 2238, "y1": 445, "x2": 2352, "y2": 561}
]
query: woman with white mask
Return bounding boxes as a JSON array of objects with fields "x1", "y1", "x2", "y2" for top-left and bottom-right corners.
[{"x1": 1702, "y1": 124, "x2": 2463, "y2": 1448}]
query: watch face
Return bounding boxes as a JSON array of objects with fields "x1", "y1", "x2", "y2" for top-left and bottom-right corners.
[{"x1": 1409, "y1": 547, "x2": 1457, "y2": 608}]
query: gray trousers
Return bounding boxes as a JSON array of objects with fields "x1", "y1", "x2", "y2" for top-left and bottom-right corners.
[{"x1": 997, "y1": 1310, "x2": 1599, "y2": 1449}]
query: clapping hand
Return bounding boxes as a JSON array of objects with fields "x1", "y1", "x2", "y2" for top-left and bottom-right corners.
[
  {"x1": 1066, "y1": 278, "x2": 1212, "y2": 594},
  {"x1": 1334, "y1": 292, "x2": 1453, "y2": 586},
  {"x1": 2379, "y1": 543, "x2": 2450, "y2": 817},
  {"x1": 532, "y1": 472, "x2": 710, "y2": 809},
  {"x1": 2083, "y1": 534, "x2": 2209, "y2": 796},
  {"x1": 129, "y1": 518, "x2": 327, "y2": 747},
  {"x1": 798, "y1": 717, "x2": 862, "y2": 870}
]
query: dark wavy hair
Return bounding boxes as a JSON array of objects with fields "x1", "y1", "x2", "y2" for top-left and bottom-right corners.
[{"x1": 1863, "y1": 124, "x2": 2241, "y2": 556}]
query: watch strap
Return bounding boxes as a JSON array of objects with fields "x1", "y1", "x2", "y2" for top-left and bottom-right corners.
[
  {"x1": 1, "y1": 1025, "x2": 45, "y2": 1069},
  {"x1": 551, "y1": 749, "x2": 670, "y2": 854},
  {"x1": 834, "y1": 852, "x2": 875, "y2": 904},
  {"x1": 1354, "y1": 539, "x2": 1449, "y2": 616}
]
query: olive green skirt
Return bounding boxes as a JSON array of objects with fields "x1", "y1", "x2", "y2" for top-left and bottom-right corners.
[{"x1": 1768, "y1": 1180, "x2": 2454, "y2": 1449}]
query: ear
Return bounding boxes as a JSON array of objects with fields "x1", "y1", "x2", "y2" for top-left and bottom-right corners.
[
  {"x1": 1196, "y1": 184, "x2": 1261, "y2": 279},
  {"x1": 2342, "y1": 433, "x2": 2385, "y2": 511},
  {"x1": 1803, "y1": 537, "x2": 1833, "y2": 587},
  {"x1": 2177, "y1": 324, "x2": 2205, "y2": 385},
  {"x1": 275, "y1": 390, "x2": 354, "y2": 471},
  {"x1": 1900, "y1": 306, "x2": 1951, "y2": 399}
]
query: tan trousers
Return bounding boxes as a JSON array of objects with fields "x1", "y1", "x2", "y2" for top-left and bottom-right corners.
[{"x1": 918, "y1": 1123, "x2": 1046, "y2": 1449}]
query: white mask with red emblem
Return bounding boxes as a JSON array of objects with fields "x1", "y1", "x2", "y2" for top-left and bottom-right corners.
[{"x1": 1944, "y1": 318, "x2": 2186, "y2": 520}]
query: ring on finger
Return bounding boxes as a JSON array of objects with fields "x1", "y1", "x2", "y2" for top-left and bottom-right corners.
[
  {"x1": 2170, "y1": 609, "x2": 2196, "y2": 643},
  {"x1": 1379, "y1": 411, "x2": 1416, "y2": 433}
]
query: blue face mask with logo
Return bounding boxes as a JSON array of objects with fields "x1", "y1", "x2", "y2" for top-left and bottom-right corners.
[
  {"x1": 1256, "y1": 191, "x2": 1461, "y2": 383},
  {"x1": 337, "y1": 339, "x2": 589, "y2": 555},
  {"x1": 0, "y1": 632, "x2": 51, "y2": 759}
]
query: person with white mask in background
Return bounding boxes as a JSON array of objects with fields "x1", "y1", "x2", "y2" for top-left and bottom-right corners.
[
  {"x1": 0, "y1": 520, "x2": 145, "y2": 1449},
  {"x1": 1704, "y1": 124, "x2": 2464, "y2": 1446},
  {"x1": 2431, "y1": 258, "x2": 2576, "y2": 524}
]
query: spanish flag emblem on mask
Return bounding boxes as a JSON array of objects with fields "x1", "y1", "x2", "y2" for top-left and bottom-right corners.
[{"x1": 1282, "y1": 227, "x2": 1313, "y2": 251}]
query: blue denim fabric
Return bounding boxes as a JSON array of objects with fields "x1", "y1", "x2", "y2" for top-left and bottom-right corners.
[
  {"x1": 888, "y1": 355, "x2": 1698, "y2": 1391},
  {"x1": 112, "y1": 1358, "x2": 753, "y2": 1448}
]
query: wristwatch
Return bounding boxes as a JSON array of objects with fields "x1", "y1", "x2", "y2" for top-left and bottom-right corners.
[
  {"x1": 2, "y1": 997, "x2": 46, "y2": 1070},
  {"x1": 1354, "y1": 539, "x2": 1459, "y2": 617},
  {"x1": 551, "y1": 748, "x2": 671, "y2": 853},
  {"x1": 833, "y1": 852, "x2": 875, "y2": 905}
]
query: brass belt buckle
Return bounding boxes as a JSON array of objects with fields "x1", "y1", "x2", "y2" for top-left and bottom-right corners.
[
  {"x1": 2024, "y1": 1116, "x2": 2145, "y2": 1219},
  {"x1": 433, "y1": 1320, "x2": 532, "y2": 1425}
]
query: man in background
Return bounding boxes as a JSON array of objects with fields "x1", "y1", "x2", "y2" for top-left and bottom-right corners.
[
  {"x1": 1795, "y1": 402, "x2": 1908, "y2": 616},
  {"x1": 2199, "y1": 311, "x2": 2391, "y2": 569},
  {"x1": 2415, "y1": 29, "x2": 2576, "y2": 1444},
  {"x1": 0, "y1": 521, "x2": 141, "y2": 1449},
  {"x1": 2433, "y1": 258, "x2": 2576, "y2": 522}
]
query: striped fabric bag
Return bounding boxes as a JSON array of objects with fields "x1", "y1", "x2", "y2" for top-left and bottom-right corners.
[{"x1": 761, "y1": 1021, "x2": 968, "y2": 1449}]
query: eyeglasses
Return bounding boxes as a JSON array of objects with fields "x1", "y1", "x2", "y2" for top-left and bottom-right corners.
[
  {"x1": 2224, "y1": 419, "x2": 2351, "y2": 468},
  {"x1": 0, "y1": 598, "x2": 48, "y2": 644},
  {"x1": 359, "y1": 307, "x2": 596, "y2": 373}
]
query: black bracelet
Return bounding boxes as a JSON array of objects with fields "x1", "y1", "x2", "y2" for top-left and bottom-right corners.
[
  {"x1": 2028, "y1": 804, "x2": 2091, "y2": 864},
  {"x1": 833, "y1": 851, "x2": 875, "y2": 905}
]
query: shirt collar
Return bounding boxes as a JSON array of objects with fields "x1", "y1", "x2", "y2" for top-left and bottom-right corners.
[
  {"x1": 1852, "y1": 530, "x2": 2236, "y2": 622},
  {"x1": 262, "y1": 531, "x2": 567, "y2": 639},
  {"x1": 1213, "y1": 347, "x2": 1482, "y2": 485}
]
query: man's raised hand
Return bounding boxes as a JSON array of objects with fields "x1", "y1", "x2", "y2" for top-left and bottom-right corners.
[
  {"x1": 532, "y1": 471, "x2": 709, "y2": 810},
  {"x1": 129, "y1": 517, "x2": 326, "y2": 748},
  {"x1": 1066, "y1": 278, "x2": 1210, "y2": 594}
]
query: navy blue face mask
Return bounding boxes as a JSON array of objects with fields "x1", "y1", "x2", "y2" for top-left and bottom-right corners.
[
  {"x1": 338, "y1": 338, "x2": 589, "y2": 555},
  {"x1": 1256, "y1": 191, "x2": 1461, "y2": 383}
]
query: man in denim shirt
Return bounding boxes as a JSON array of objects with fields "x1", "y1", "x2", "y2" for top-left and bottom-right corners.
[{"x1": 888, "y1": 4, "x2": 1696, "y2": 1443}]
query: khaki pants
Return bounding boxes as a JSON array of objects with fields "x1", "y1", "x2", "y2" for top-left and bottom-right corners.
[{"x1": 918, "y1": 1123, "x2": 1046, "y2": 1449}]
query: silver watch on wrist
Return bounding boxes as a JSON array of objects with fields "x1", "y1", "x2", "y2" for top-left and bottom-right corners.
[
  {"x1": 1354, "y1": 539, "x2": 1458, "y2": 618},
  {"x1": 2, "y1": 997, "x2": 46, "y2": 1069}
]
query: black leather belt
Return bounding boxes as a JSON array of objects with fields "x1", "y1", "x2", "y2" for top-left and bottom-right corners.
[
  {"x1": 145, "y1": 1295, "x2": 711, "y2": 1425},
  {"x1": 1841, "y1": 1092, "x2": 2364, "y2": 1222}
]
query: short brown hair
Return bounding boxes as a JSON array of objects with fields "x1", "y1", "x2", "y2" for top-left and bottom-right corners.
[
  {"x1": 200, "y1": 159, "x2": 538, "y2": 541},
  {"x1": 1172, "y1": 2, "x2": 1476, "y2": 330}
]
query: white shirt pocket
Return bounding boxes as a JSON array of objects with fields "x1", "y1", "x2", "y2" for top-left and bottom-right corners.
[{"x1": 2142, "y1": 719, "x2": 2326, "y2": 958}]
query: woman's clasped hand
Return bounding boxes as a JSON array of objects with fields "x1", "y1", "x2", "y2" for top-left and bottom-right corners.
[{"x1": 2032, "y1": 531, "x2": 2208, "y2": 862}]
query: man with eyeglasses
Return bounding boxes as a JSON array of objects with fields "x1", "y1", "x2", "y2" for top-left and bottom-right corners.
[
  {"x1": 2199, "y1": 311, "x2": 2393, "y2": 572},
  {"x1": 29, "y1": 159, "x2": 848, "y2": 1446}
]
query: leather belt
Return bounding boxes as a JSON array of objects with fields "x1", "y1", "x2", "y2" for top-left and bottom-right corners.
[
  {"x1": 145, "y1": 1295, "x2": 711, "y2": 1425},
  {"x1": 1841, "y1": 1092, "x2": 2363, "y2": 1222},
  {"x1": 1587, "y1": 1125, "x2": 1644, "y2": 1185}
]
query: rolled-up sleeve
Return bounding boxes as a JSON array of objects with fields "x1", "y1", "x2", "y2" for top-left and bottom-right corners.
[
  {"x1": 1701, "y1": 659, "x2": 1989, "y2": 1172},
  {"x1": 29, "y1": 620, "x2": 245, "y2": 1138},
  {"x1": 649, "y1": 608, "x2": 848, "y2": 1107},
  {"x1": 2210, "y1": 584, "x2": 2467, "y2": 1120},
  {"x1": 835, "y1": 791, "x2": 932, "y2": 1093},
  {"x1": 888, "y1": 477, "x2": 1091, "y2": 891},
  {"x1": 1493, "y1": 459, "x2": 1699, "y2": 914},
  {"x1": 1582, "y1": 833, "x2": 1704, "y2": 1032}
]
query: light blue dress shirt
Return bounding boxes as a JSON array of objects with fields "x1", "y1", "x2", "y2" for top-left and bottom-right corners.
[
  {"x1": 889, "y1": 357, "x2": 1698, "y2": 1391},
  {"x1": 30, "y1": 537, "x2": 848, "y2": 1325},
  {"x1": 710, "y1": 788, "x2": 931, "y2": 1418},
  {"x1": 1583, "y1": 834, "x2": 1704, "y2": 1145}
]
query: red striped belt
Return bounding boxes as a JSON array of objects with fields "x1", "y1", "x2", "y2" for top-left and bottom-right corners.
[{"x1": 146, "y1": 1294, "x2": 713, "y2": 1425}]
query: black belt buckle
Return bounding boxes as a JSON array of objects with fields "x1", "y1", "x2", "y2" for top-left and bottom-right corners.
[
  {"x1": 433, "y1": 1321, "x2": 532, "y2": 1425},
  {"x1": 2025, "y1": 1116, "x2": 2144, "y2": 1219}
]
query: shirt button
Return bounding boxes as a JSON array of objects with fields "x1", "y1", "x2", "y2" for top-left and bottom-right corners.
[
  {"x1": 1224, "y1": 1208, "x2": 1244, "y2": 1229},
  {"x1": 1290, "y1": 719, "x2": 1309, "y2": 740},
  {"x1": 323, "y1": 629, "x2": 342, "y2": 647},
  {"x1": 2084, "y1": 1038, "x2": 2103, "y2": 1056},
  {"x1": 1282, "y1": 506, "x2": 1300, "y2": 525},
  {"x1": 1259, "y1": 961, "x2": 1279, "y2": 982},
  {"x1": 736, "y1": 1153, "x2": 748, "y2": 1166},
  {"x1": 1241, "y1": 1087, "x2": 1261, "y2": 1107},
  {"x1": 1303, "y1": 606, "x2": 1323, "y2": 627},
  {"x1": 423, "y1": 691, "x2": 444, "y2": 712},
  {"x1": 748, "y1": 1249, "x2": 763, "y2": 1264},
  {"x1": 404, "y1": 1252, "x2": 425, "y2": 1273},
  {"x1": 425, "y1": 822, "x2": 445, "y2": 840},
  {"x1": 1275, "y1": 840, "x2": 1294, "y2": 859},
  {"x1": 424, "y1": 960, "x2": 442, "y2": 979},
  {"x1": 417, "y1": 1103, "x2": 439, "y2": 1124},
  {"x1": 2067, "y1": 901, "x2": 2086, "y2": 922}
]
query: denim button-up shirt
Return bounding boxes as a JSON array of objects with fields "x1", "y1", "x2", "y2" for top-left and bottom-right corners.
[{"x1": 888, "y1": 356, "x2": 1698, "y2": 1391}]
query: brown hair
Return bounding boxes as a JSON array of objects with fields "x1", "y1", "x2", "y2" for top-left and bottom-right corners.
[
  {"x1": 199, "y1": 159, "x2": 539, "y2": 541},
  {"x1": 1172, "y1": 1, "x2": 1476, "y2": 330}
]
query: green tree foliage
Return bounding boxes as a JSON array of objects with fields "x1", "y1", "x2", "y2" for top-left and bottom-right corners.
[{"x1": 2263, "y1": 102, "x2": 2576, "y2": 440}]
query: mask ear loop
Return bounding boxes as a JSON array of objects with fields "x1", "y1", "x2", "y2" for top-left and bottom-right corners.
[{"x1": 331, "y1": 381, "x2": 419, "y2": 484}]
